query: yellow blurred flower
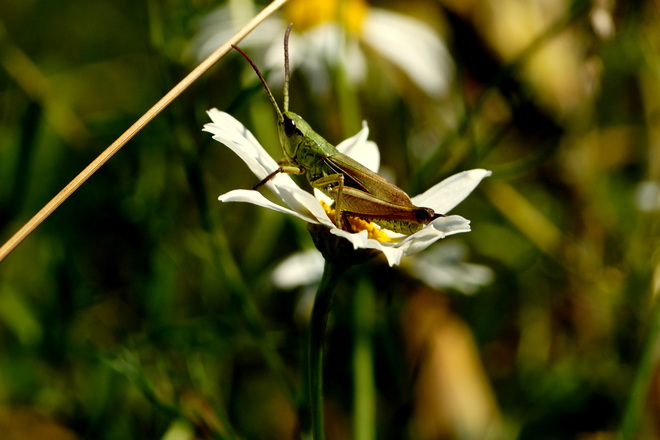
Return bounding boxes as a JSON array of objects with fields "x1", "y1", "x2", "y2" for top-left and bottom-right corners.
[{"x1": 284, "y1": 0, "x2": 368, "y2": 35}]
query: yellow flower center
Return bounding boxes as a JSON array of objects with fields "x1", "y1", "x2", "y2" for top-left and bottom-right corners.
[
  {"x1": 284, "y1": 0, "x2": 368, "y2": 35},
  {"x1": 320, "y1": 200, "x2": 392, "y2": 242}
]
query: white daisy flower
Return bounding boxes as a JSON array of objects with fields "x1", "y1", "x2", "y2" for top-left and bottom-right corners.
[
  {"x1": 203, "y1": 109, "x2": 490, "y2": 266},
  {"x1": 193, "y1": 0, "x2": 453, "y2": 98}
]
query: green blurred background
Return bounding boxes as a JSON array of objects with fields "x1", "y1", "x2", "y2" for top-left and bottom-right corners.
[{"x1": 1, "y1": 0, "x2": 659, "y2": 439}]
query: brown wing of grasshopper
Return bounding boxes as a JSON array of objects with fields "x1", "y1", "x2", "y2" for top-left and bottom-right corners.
[
  {"x1": 319, "y1": 152, "x2": 442, "y2": 234},
  {"x1": 321, "y1": 152, "x2": 416, "y2": 203}
]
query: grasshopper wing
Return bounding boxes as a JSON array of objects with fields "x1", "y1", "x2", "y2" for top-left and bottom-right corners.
[{"x1": 322, "y1": 153, "x2": 415, "y2": 207}]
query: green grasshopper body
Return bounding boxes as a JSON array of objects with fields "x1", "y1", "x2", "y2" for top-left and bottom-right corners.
[{"x1": 233, "y1": 25, "x2": 440, "y2": 235}]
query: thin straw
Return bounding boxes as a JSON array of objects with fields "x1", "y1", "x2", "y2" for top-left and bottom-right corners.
[{"x1": 0, "y1": 0, "x2": 289, "y2": 262}]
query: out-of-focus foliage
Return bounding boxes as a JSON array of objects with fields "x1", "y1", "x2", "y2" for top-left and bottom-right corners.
[{"x1": 0, "y1": 0, "x2": 658, "y2": 439}]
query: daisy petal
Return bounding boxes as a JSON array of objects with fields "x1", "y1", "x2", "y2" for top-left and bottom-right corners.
[
  {"x1": 430, "y1": 215, "x2": 472, "y2": 236},
  {"x1": 193, "y1": 6, "x2": 284, "y2": 60},
  {"x1": 397, "y1": 215, "x2": 471, "y2": 256},
  {"x1": 219, "y1": 189, "x2": 320, "y2": 224},
  {"x1": 362, "y1": 8, "x2": 453, "y2": 97},
  {"x1": 375, "y1": 244, "x2": 405, "y2": 266},
  {"x1": 411, "y1": 169, "x2": 492, "y2": 214},
  {"x1": 330, "y1": 228, "x2": 370, "y2": 249},
  {"x1": 204, "y1": 109, "x2": 279, "y2": 180},
  {"x1": 277, "y1": 185, "x2": 336, "y2": 228}
]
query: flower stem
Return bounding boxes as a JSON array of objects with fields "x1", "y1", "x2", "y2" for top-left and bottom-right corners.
[
  {"x1": 309, "y1": 258, "x2": 347, "y2": 440},
  {"x1": 353, "y1": 281, "x2": 375, "y2": 440},
  {"x1": 331, "y1": 26, "x2": 361, "y2": 138},
  {"x1": 617, "y1": 296, "x2": 660, "y2": 440}
]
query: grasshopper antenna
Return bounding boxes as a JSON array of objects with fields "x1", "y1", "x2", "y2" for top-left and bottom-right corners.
[
  {"x1": 231, "y1": 44, "x2": 283, "y2": 121},
  {"x1": 283, "y1": 23, "x2": 293, "y2": 113}
]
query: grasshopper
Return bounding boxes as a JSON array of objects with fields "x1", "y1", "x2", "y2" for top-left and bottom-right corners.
[{"x1": 233, "y1": 24, "x2": 441, "y2": 235}]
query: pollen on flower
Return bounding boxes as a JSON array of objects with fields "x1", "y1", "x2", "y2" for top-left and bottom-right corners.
[
  {"x1": 320, "y1": 200, "x2": 392, "y2": 242},
  {"x1": 285, "y1": 0, "x2": 368, "y2": 35}
]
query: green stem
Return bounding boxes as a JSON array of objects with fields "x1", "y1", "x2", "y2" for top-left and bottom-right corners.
[
  {"x1": 353, "y1": 281, "x2": 375, "y2": 440},
  {"x1": 617, "y1": 297, "x2": 660, "y2": 440},
  {"x1": 309, "y1": 259, "x2": 347, "y2": 440},
  {"x1": 334, "y1": 60, "x2": 361, "y2": 138},
  {"x1": 332, "y1": 4, "x2": 361, "y2": 138}
]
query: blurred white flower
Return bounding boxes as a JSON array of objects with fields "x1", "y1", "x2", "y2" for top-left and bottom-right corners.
[
  {"x1": 403, "y1": 241, "x2": 494, "y2": 295},
  {"x1": 271, "y1": 248, "x2": 325, "y2": 290},
  {"x1": 271, "y1": 249, "x2": 325, "y2": 325},
  {"x1": 590, "y1": 0, "x2": 615, "y2": 40},
  {"x1": 203, "y1": 109, "x2": 490, "y2": 266},
  {"x1": 636, "y1": 181, "x2": 660, "y2": 212},
  {"x1": 193, "y1": 0, "x2": 453, "y2": 97}
]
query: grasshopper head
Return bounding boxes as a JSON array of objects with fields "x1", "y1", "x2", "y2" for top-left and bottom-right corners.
[{"x1": 279, "y1": 111, "x2": 314, "y2": 162}]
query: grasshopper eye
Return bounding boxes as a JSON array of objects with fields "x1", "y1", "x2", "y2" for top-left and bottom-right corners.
[{"x1": 284, "y1": 117, "x2": 297, "y2": 137}]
